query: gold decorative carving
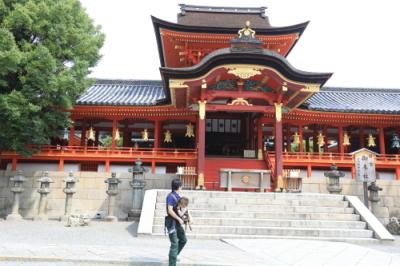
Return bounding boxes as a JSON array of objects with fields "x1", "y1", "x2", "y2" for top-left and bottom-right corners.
[
  {"x1": 241, "y1": 175, "x2": 250, "y2": 184},
  {"x1": 169, "y1": 80, "x2": 188, "y2": 89},
  {"x1": 276, "y1": 175, "x2": 284, "y2": 191},
  {"x1": 274, "y1": 103, "x2": 282, "y2": 122},
  {"x1": 300, "y1": 84, "x2": 320, "y2": 92},
  {"x1": 141, "y1": 129, "x2": 149, "y2": 141},
  {"x1": 228, "y1": 98, "x2": 252, "y2": 106},
  {"x1": 238, "y1": 21, "x2": 256, "y2": 38},
  {"x1": 88, "y1": 127, "x2": 95, "y2": 141},
  {"x1": 367, "y1": 133, "x2": 376, "y2": 147},
  {"x1": 226, "y1": 66, "x2": 262, "y2": 79},
  {"x1": 343, "y1": 131, "x2": 351, "y2": 146},
  {"x1": 114, "y1": 128, "x2": 121, "y2": 141},
  {"x1": 198, "y1": 100, "x2": 207, "y2": 120}
]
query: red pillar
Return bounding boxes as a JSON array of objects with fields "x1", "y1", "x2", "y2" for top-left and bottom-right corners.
[
  {"x1": 396, "y1": 167, "x2": 400, "y2": 181},
  {"x1": 323, "y1": 126, "x2": 328, "y2": 152},
  {"x1": 274, "y1": 103, "x2": 284, "y2": 190},
  {"x1": 196, "y1": 101, "x2": 206, "y2": 189},
  {"x1": 338, "y1": 126, "x2": 344, "y2": 154},
  {"x1": 351, "y1": 166, "x2": 356, "y2": 179},
  {"x1": 105, "y1": 160, "x2": 110, "y2": 173},
  {"x1": 11, "y1": 158, "x2": 17, "y2": 171},
  {"x1": 298, "y1": 125, "x2": 303, "y2": 153},
  {"x1": 58, "y1": 159, "x2": 64, "y2": 172},
  {"x1": 379, "y1": 127, "x2": 386, "y2": 155},
  {"x1": 151, "y1": 161, "x2": 156, "y2": 174},
  {"x1": 111, "y1": 119, "x2": 117, "y2": 149},
  {"x1": 359, "y1": 127, "x2": 365, "y2": 148},
  {"x1": 285, "y1": 124, "x2": 291, "y2": 152},
  {"x1": 81, "y1": 120, "x2": 87, "y2": 146},
  {"x1": 307, "y1": 164, "x2": 312, "y2": 178},
  {"x1": 68, "y1": 121, "x2": 75, "y2": 146},
  {"x1": 154, "y1": 120, "x2": 160, "y2": 149},
  {"x1": 257, "y1": 119, "x2": 263, "y2": 159}
]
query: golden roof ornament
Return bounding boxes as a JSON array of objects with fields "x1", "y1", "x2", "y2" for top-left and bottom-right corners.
[
  {"x1": 88, "y1": 127, "x2": 95, "y2": 141},
  {"x1": 185, "y1": 123, "x2": 195, "y2": 138},
  {"x1": 238, "y1": 21, "x2": 256, "y2": 38},
  {"x1": 164, "y1": 130, "x2": 172, "y2": 143},
  {"x1": 141, "y1": 129, "x2": 149, "y2": 141},
  {"x1": 343, "y1": 131, "x2": 351, "y2": 146},
  {"x1": 367, "y1": 133, "x2": 376, "y2": 147}
]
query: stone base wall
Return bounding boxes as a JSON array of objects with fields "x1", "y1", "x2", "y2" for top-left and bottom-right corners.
[
  {"x1": 302, "y1": 178, "x2": 400, "y2": 224},
  {"x1": 0, "y1": 171, "x2": 176, "y2": 220}
]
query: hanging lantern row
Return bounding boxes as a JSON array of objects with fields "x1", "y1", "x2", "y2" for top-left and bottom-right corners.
[
  {"x1": 317, "y1": 132, "x2": 325, "y2": 147},
  {"x1": 164, "y1": 130, "x2": 172, "y2": 143},
  {"x1": 88, "y1": 127, "x2": 95, "y2": 141},
  {"x1": 367, "y1": 133, "x2": 376, "y2": 147},
  {"x1": 185, "y1": 123, "x2": 195, "y2": 138},
  {"x1": 114, "y1": 128, "x2": 120, "y2": 141}
]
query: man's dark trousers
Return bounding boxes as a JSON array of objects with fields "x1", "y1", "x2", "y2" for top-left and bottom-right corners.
[{"x1": 169, "y1": 223, "x2": 187, "y2": 266}]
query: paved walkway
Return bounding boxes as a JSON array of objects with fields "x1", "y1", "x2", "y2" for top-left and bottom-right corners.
[{"x1": 0, "y1": 220, "x2": 399, "y2": 265}]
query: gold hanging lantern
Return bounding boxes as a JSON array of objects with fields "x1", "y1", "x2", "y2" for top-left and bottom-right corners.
[
  {"x1": 164, "y1": 130, "x2": 172, "y2": 143},
  {"x1": 114, "y1": 128, "x2": 120, "y2": 141},
  {"x1": 185, "y1": 123, "x2": 195, "y2": 138},
  {"x1": 141, "y1": 129, "x2": 149, "y2": 141},
  {"x1": 88, "y1": 127, "x2": 95, "y2": 141},
  {"x1": 317, "y1": 132, "x2": 325, "y2": 147},
  {"x1": 367, "y1": 133, "x2": 376, "y2": 147},
  {"x1": 292, "y1": 132, "x2": 300, "y2": 145},
  {"x1": 343, "y1": 131, "x2": 351, "y2": 146}
]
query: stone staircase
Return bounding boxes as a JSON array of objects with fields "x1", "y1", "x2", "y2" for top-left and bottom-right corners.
[{"x1": 139, "y1": 190, "x2": 394, "y2": 243}]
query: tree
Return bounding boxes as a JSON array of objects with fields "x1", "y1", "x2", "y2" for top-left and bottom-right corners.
[{"x1": 0, "y1": 0, "x2": 104, "y2": 156}]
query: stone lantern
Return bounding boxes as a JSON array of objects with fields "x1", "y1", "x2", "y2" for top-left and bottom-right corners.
[
  {"x1": 128, "y1": 159, "x2": 147, "y2": 218},
  {"x1": 324, "y1": 164, "x2": 345, "y2": 194},
  {"x1": 35, "y1": 171, "x2": 53, "y2": 221},
  {"x1": 62, "y1": 171, "x2": 78, "y2": 220},
  {"x1": 105, "y1": 172, "x2": 121, "y2": 222},
  {"x1": 6, "y1": 170, "x2": 26, "y2": 221}
]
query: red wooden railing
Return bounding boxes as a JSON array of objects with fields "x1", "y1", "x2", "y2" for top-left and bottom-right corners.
[
  {"x1": 267, "y1": 151, "x2": 400, "y2": 165},
  {"x1": 3, "y1": 145, "x2": 198, "y2": 160}
]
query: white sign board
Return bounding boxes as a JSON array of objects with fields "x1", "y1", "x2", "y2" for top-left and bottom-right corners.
[{"x1": 353, "y1": 149, "x2": 377, "y2": 182}]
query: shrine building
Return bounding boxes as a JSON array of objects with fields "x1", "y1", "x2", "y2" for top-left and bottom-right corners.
[{"x1": 2, "y1": 4, "x2": 400, "y2": 190}]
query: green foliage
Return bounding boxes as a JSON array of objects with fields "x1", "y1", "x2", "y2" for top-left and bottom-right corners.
[
  {"x1": 100, "y1": 135, "x2": 123, "y2": 148},
  {"x1": 0, "y1": 0, "x2": 104, "y2": 156}
]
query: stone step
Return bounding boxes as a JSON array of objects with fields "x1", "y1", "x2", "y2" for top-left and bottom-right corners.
[
  {"x1": 155, "y1": 203, "x2": 355, "y2": 214},
  {"x1": 154, "y1": 209, "x2": 361, "y2": 221},
  {"x1": 153, "y1": 217, "x2": 367, "y2": 229},
  {"x1": 156, "y1": 196, "x2": 349, "y2": 207},
  {"x1": 157, "y1": 191, "x2": 344, "y2": 201},
  {"x1": 148, "y1": 233, "x2": 379, "y2": 244},
  {"x1": 152, "y1": 225, "x2": 374, "y2": 238}
]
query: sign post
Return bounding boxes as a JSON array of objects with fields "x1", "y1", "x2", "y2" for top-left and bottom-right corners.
[{"x1": 351, "y1": 148, "x2": 378, "y2": 208}]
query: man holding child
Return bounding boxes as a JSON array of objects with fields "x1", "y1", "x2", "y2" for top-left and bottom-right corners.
[{"x1": 165, "y1": 178, "x2": 192, "y2": 266}]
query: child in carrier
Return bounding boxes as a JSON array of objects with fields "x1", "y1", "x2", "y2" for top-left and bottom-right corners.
[{"x1": 176, "y1": 197, "x2": 192, "y2": 231}]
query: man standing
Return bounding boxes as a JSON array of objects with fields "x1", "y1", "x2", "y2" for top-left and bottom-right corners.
[{"x1": 166, "y1": 179, "x2": 187, "y2": 265}]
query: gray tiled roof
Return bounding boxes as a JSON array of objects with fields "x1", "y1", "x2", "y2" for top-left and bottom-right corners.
[
  {"x1": 76, "y1": 79, "x2": 166, "y2": 106},
  {"x1": 77, "y1": 80, "x2": 400, "y2": 114},
  {"x1": 304, "y1": 87, "x2": 400, "y2": 114}
]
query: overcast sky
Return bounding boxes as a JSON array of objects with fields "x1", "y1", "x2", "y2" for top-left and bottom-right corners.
[{"x1": 80, "y1": 0, "x2": 400, "y2": 88}]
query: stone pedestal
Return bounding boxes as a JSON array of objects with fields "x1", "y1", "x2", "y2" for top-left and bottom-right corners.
[
  {"x1": 368, "y1": 182, "x2": 389, "y2": 224},
  {"x1": 62, "y1": 172, "x2": 77, "y2": 221},
  {"x1": 105, "y1": 173, "x2": 121, "y2": 222},
  {"x1": 324, "y1": 164, "x2": 344, "y2": 194},
  {"x1": 6, "y1": 171, "x2": 26, "y2": 221},
  {"x1": 129, "y1": 178, "x2": 146, "y2": 218},
  {"x1": 35, "y1": 172, "x2": 53, "y2": 221}
]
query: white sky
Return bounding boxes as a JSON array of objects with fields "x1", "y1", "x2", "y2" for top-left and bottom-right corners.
[{"x1": 80, "y1": 0, "x2": 400, "y2": 88}]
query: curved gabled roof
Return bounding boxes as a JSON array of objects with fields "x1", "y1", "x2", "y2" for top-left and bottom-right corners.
[{"x1": 152, "y1": 16, "x2": 309, "y2": 67}]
